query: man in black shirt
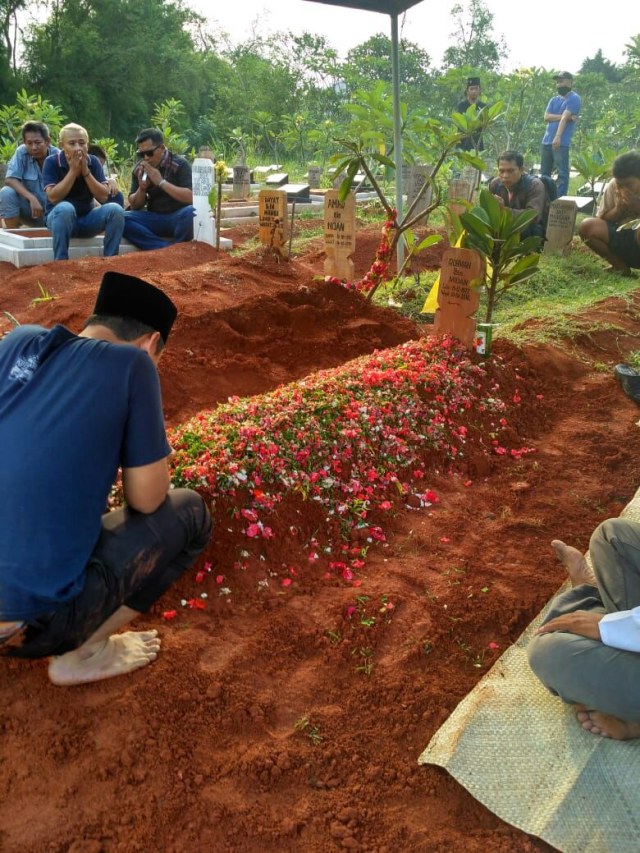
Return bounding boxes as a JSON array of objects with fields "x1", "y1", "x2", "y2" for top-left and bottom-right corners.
[
  {"x1": 124, "y1": 128, "x2": 194, "y2": 251},
  {"x1": 456, "y1": 76, "x2": 487, "y2": 152}
]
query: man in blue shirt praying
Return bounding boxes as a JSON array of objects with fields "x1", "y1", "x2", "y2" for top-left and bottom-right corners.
[{"x1": 0, "y1": 272, "x2": 211, "y2": 685}]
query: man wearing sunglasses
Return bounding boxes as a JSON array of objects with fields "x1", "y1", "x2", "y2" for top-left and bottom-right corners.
[{"x1": 123, "y1": 128, "x2": 194, "y2": 251}]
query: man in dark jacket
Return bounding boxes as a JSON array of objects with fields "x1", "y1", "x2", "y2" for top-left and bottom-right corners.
[{"x1": 489, "y1": 150, "x2": 548, "y2": 238}]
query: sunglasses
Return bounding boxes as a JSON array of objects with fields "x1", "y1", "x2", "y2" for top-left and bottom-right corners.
[{"x1": 136, "y1": 145, "x2": 161, "y2": 159}]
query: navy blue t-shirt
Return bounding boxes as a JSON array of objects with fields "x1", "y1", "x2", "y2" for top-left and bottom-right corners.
[
  {"x1": 0, "y1": 325, "x2": 171, "y2": 620},
  {"x1": 42, "y1": 152, "x2": 107, "y2": 216}
]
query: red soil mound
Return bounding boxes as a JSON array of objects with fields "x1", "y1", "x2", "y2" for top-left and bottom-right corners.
[{"x1": 1, "y1": 225, "x2": 640, "y2": 853}]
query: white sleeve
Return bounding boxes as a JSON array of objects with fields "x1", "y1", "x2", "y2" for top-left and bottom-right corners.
[{"x1": 599, "y1": 606, "x2": 640, "y2": 652}]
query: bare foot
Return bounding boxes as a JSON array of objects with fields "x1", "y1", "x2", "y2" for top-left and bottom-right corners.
[
  {"x1": 48, "y1": 630, "x2": 161, "y2": 686},
  {"x1": 604, "y1": 265, "x2": 636, "y2": 278},
  {"x1": 551, "y1": 540, "x2": 597, "y2": 587},
  {"x1": 575, "y1": 706, "x2": 640, "y2": 740},
  {"x1": 0, "y1": 621, "x2": 23, "y2": 640}
]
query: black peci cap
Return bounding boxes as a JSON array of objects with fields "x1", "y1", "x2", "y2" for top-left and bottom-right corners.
[
  {"x1": 467, "y1": 77, "x2": 481, "y2": 87},
  {"x1": 93, "y1": 271, "x2": 177, "y2": 343}
]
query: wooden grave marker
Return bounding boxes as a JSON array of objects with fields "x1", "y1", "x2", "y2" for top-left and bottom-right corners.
[
  {"x1": 543, "y1": 199, "x2": 577, "y2": 255},
  {"x1": 433, "y1": 247, "x2": 484, "y2": 348},
  {"x1": 323, "y1": 189, "x2": 357, "y2": 281},
  {"x1": 259, "y1": 189, "x2": 289, "y2": 256}
]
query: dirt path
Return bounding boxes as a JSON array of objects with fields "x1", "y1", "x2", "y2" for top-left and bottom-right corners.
[{"x1": 1, "y1": 228, "x2": 639, "y2": 852}]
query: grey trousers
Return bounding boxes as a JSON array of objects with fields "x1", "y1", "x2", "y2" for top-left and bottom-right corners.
[{"x1": 528, "y1": 518, "x2": 640, "y2": 720}]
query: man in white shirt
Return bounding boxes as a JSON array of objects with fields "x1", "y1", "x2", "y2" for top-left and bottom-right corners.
[{"x1": 528, "y1": 519, "x2": 640, "y2": 740}]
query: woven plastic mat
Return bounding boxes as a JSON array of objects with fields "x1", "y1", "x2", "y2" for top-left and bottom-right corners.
[{"x1": 419, "y1": 489, "x2": 640, "y2": 853}]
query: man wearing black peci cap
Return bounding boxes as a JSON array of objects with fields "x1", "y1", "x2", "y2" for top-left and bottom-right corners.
[
  {"x1": 540, "y1": 72, "x2": 581, "y2": 198},
  {"x1": 456, "y1": 76, "x2": 487, "y2": 152},
  {"x1": 0, "y1": 272, "x2": 212, "y2": 685}
]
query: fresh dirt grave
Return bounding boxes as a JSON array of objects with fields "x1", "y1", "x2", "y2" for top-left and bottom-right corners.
[{"x1": 1, "y1": 224, "x2": 640, "y2": 853}]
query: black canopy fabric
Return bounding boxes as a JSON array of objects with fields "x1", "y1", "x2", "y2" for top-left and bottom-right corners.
[{"x1": 301, "y1": 0, "x2": 422, "y2": 13}]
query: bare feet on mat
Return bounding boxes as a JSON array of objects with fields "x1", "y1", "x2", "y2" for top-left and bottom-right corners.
[
  {"x1": 575, "y1": 705, "x2": 640, "y2": 740},
  {"x1": 551, "y1": 540, "x2": 597, "y2": 587},
  {"x1": 48, "y1": 630, "x2": 161, "y2": 686}
]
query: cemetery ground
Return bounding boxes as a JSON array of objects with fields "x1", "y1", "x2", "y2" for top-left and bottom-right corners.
[{"x1": 1, "y1": 220, "x2": 640, "y2": 853}]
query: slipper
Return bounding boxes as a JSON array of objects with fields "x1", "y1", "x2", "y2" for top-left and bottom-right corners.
[{"x1": 614, "y1": 364, "x2": 640, "y2": 404}]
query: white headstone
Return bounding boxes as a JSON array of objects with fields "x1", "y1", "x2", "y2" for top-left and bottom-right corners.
[
  {"x1": 544, "y1": 199, "x2": 577, "y2": 255},
  {"x1": 407, "y1": 165, "x2": 433, "y2": 224},
  {"x1": 192, "y1": 157, "x2": 216, "y2": 246}
]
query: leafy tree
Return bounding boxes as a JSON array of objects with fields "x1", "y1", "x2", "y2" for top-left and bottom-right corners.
[
  {"x1": 579, "y1": 49, "x2": 623, "y2": 83},
  {"x1": 0, "y1": 89, "x2": 66, "y2": 161},
  {"x1": 442, "y1": 0, "x2": 508, "y2": 72},
  {"x1": 344, "y1": 33, "x2": 431, "y2": 87},
  {"x1": 0, "y1": 0, "x2": 25, "y2": 74},
  {"x1": 22, "y1": 0, "x2": 206, "y2": 139}
]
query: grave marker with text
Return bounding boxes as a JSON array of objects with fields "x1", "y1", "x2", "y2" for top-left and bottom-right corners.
[
  {"x1": 259, "y1": 190, "x2": 289, "y2": 256},
  {"x1": 543, "y1": 199, "x2": 577, "y2": 255},
  {"x1": 323, "y1": 189, "x2": 357, "y2": 281},
  {"x1": 434, "y1": 247, "x2": 484, "y2": 348}
]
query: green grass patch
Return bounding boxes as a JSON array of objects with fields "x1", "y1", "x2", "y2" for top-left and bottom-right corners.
[{"x1": 373, "y1": 238, "x2": 639, "y2": 347}]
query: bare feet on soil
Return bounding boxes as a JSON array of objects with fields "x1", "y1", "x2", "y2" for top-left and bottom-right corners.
[
  {"x1": 551, "y1": 540, "x2": 597, "y2": 587},
  {"x1": 48, "y1": 630, "x2": 161, "y2": 686}
]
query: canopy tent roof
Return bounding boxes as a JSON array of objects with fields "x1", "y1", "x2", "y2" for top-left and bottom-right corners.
[{"x1": 302, "y1": 0, "x2": 422, "y2": 12}]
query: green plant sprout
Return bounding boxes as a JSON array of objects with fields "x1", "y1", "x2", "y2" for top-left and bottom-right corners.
[
  {"x1": 293, "y1": 715, "x2": 323, "y2": 745},
  {"x1": 31, "y1": 283, "x2": 57, "y2": 306},
  {"x1": 353, "y1": 646, "x2": 374, "y2": 676}
]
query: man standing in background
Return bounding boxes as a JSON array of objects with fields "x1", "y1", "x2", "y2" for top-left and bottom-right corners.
[
  {"x1": 540, "y1": 72, "x2": 581, "y2": 198},
  {"x1": 456, "y1": 76, "x2": 487, "y2": 153}
]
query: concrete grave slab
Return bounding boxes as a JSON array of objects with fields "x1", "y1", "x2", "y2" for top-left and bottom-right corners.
[{"x1": 265, "y1": 173, "x2": 289, "y2": 187}]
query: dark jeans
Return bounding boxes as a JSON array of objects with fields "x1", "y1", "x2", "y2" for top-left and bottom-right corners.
[
  {"x1": 2, "y1": 488, "x2": 211, "y2": 658},
  {"x1": 123, "y1": 206, "x2": 195, "y2": 251}
]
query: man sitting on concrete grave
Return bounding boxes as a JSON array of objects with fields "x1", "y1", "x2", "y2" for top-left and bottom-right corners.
[
  {"x1": 528, "y1": 519, "x2": 640, "y2": 740},
  {"x1": 488, "y1": 151, "x2": 548, "y2": 238},
  {"x1": 456, "y1": 76, "x2": 487, "y2": 152},
  {"x1": 0, "y1": 271, "x2": 212, "y2": 685},
  {"x1": 578, "y1": 151, "x2": 640, "y2": 277},
  {"x1": 88, "y1": 144, "x2": 124, "y2": 208},
  {"x1": 43, "y1": 123, "x2": 125, "y2": 261},
  {"x1": 0, "y1": 121, "x2": 59, "y2": 229},
  {"x1": 123, "y1": 128, "x2": 194, "y2": 251}
]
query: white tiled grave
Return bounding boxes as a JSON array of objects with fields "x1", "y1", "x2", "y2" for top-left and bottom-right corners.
[
  {"x1": 0, "y1": 228, "x2": 233, "y2": 268},
  {"x1": 0, "y1": 228, "x2": 139, "y2": 268}
]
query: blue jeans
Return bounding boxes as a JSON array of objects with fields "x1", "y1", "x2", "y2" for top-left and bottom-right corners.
[
  {"x1": 46, "y1": 201, "x2": 125, "y2": 260},
  {"x1": 123, "y1": 206, "x2": 195, "y2": 251},
  {"x1": 0, "y1": 185, "x2": 46, "y2": 226},
  {"x1": 540, "y1": 144, "x2": 570, "y2": 197}
]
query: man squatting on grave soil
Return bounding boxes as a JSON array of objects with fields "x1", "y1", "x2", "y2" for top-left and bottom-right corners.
[
  {"x1": 528, "y1": 519, "x2": 640, "y2": 740},
  {"x1": 578, "y1": 150, "x2": 640, "y2": 277},
  {"x1": 0, "y1": 272, "x2": 212, "y2": 685}
]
